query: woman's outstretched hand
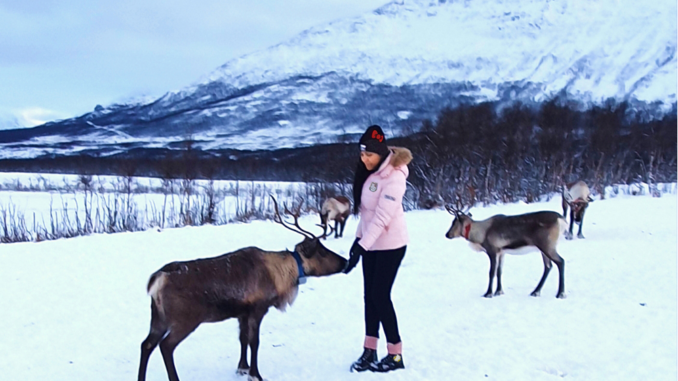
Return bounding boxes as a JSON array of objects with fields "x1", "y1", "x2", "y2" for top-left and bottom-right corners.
[{"x1": 343, "y1": 239, "x2": 365, "y2": 274}]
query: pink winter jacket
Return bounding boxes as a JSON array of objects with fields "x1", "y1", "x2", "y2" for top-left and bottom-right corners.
[{"x1": 356, "y1": 147, "x2": 413, "y2": 251}]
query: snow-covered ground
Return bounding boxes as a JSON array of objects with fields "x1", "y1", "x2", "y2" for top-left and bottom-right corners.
[
  {"x1": 0, "y1": 173, "x2": 329, "y2": 235},
  {"x1": 0, "y1": 190, "x2": 676, "y2": 380},
  {"x1": 0, "y1": 172, "x2": 308, "y2": 194}
]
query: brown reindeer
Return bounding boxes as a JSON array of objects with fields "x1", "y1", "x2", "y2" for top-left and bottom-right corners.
[
  {"x1": 562, "y1": 180, "x2": 593, "y2": 240},
  {"x1": 319, "y1": 196, "x2": 351, "y2": 239},
  {"x1": 137, "y1": 197, "x2": 347, "y2": 381},
  {"x1": 445, "y1": 201, "x2": 568, "y2": 299}
]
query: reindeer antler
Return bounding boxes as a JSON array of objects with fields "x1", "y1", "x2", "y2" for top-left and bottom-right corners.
[
  {"x1": 315, "y1": 222, "x2": 336, "y2": 240},
  {"x1": 445, "y1": 204, "x2": 459, "y2": 215},
  {"x1": 445, "y1": 195, "x2": 471, "y2": 216},
  {"x1": 270, "y1": 196, "x2": 317, "y2": 239},
  {"x1": 286, "y1": 198, "x2": 319, "y2": 238}
]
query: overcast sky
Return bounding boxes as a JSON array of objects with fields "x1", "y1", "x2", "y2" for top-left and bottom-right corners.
[{"x1": 0, "y1": 0, "x2": 387, "y2": 128}]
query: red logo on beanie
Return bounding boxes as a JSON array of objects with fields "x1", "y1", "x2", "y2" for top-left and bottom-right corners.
[{"x1": 371, "y1": 130, "x2": 384, "y2": 142}]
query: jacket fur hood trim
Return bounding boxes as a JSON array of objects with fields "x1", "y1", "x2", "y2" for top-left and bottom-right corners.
[
  {"x1": 374, "y1": 146, "x2": 412, "y2": 179},
  {"x1": 388, "y1": 147, "x2": 413, "y2": 168}
]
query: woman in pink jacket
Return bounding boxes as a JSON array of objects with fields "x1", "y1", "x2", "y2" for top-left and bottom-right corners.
[{"x1": 343, "y1": 125, "x2": 412, "y2": 373}]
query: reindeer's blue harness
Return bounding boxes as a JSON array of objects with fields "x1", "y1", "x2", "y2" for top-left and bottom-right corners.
[{"x1": 291, "y1": 250, "x2": 307, "y2": 285}]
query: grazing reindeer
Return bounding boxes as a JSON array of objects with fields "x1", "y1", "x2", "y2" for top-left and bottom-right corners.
[
  {"x1": 138, "y1": 197, "x2": 347, "y2": 381},
  {"x1": 562, "y1": 180, "x2": 593, "y2": 240},
  {"x1": 319, "y1": 196, "x2": 351, "y2": 239},
  {"x1": 444, "y1": 202, "x2": 568, "y2": 299}
]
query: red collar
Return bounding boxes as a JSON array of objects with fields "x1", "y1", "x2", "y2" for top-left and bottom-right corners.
[{"x1": 463, "y1": 224, "x2": 471, "y2": 239}]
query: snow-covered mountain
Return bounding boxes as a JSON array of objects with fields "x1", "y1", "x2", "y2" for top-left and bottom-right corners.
[
  {"x1": 1, "y1": 0, "x2": 675, "y2": 159},
  {"x1": 0, "y1": 114, "x2": 22, "y2": 131}
]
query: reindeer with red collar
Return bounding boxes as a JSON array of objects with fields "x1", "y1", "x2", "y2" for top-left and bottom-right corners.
[
  {"x1": 562, "y1": 180, "x2": 594, "y2": 240},
  {"x1": 444, "y1": 200, "x2": 568, "y2": 299}
]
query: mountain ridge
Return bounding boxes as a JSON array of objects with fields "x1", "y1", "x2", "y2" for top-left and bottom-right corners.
[{"x1": 0, "y1": 0, "x2": 675, "y2": 159}]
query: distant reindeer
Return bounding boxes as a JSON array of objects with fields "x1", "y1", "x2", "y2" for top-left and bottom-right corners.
[
  {"x1": 319, "y1": 196, "x2": 351, "y2": 239},
  {"x1": 138, "y1": 197, "x2": 347, "y2": 381},
  {"x1": 562, "y1": 180, "x2": 593, "y2": 240},
  {"x1": 445, "y1": 201, "x2": 568, "y2": 299}
]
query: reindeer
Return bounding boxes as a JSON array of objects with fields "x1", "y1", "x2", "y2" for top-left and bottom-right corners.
[
  {"x1": 562, "y1": 180, "x2": 593, "y2": 240},
  {"x1": 138, "y1": 197, "x2": 347, "y2": 381},
  {"x1": 445, "y1": 202, "x2": 568, "y2": 299},
  {"x1": 319, "y1": 196, "x2": 351, "y2": 239}
]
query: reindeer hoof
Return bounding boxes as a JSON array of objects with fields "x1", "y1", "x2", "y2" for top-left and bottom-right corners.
[
  {"x1": 247, "y1": 374, "x2": 263, "y2": 381},
  {"x1": 483, "y1": 292, "x2": 493, "y2": 298},
  {"x1": 530, "y1": 291, "x2": 541, "y2": 297},
  {"x1": 494, "y1": 290, "x2": 504, "y2": 296},
  {"x1": 237, "y1": 368, "x2": 249, "y2": 375},
  {"x1": 557, "y1": 293, "x2": 567, "y2": 299},
  {"x1": 577, "y1": 234, "x2": 585, "y2": 239},
  {"x1": 565, "y1": 234, "x2": 573, "y2": 241}
]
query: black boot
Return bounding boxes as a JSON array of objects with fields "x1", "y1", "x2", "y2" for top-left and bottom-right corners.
[
  {"x1": 371, "y1": 354, "x2": 405, "y2": 372},
  {"x1": 350, "y1": 348, "x2": 377, "y2": 372}
]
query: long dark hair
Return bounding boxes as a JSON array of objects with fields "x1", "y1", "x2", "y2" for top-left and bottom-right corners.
[{"x1": 352, "y1": 155, "x2": 387, "y2": 215}]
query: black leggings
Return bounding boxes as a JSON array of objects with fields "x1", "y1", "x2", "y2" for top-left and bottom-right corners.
[{"x1": 362, "y1": 246, "x2": 406, "y2": 344}]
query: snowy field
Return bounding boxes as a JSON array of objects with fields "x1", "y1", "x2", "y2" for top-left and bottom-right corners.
[
  {"x1": 0, "y1": 190, "x2": 676, "y2": 380},
  {"x1": 0, "y1": 172, "x2": 308, "y2": 193},
  {"x1": 0, "y1": 173, "x2": 340, "y2": 237}
]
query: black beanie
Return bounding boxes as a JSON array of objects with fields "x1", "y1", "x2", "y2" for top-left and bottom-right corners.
[{"x1": 359, "y1": 125, "x2": 390, "y2": 158}]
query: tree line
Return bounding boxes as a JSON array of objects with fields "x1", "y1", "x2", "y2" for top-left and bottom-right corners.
[
  {"x1": 407, "y1": 99, "x2": 676, "y2": 206},
  {"x1": 1, "y1": 98, "x2": 675, "y2": 208}
]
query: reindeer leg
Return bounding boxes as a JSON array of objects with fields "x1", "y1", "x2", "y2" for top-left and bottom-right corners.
[
  {"x1": 138, "y1": 302, "x2": 168, "y2": 381},
  {"x1": 577, "y1": 213, "x2": 585, "y2": 239},
  {"x1": 494, "y1": 252, "x2": 505, "y2": 296},
  {"x1": 484, "y1": 251, "x2": 497, "y2": 298},
  {"x1": 340, "y1": 219, "x2": 347, "y2": 238},
  {"x1": 247, "y1": 307, "x2": 269, "y2": 381},
  {"x1": 565, "y1": 209, "x2": 575, "y2": 240},
  {"x1": 531, "y1": 252, "x2": 552, "y2": 297},
  {"x1": 550, "y1": 251, "x2": 566, "y2": 299},
  {"x1": 159, "y1": 320, "x2": 201, "y2": 381},
  {"x1": 334, "y1": 219, "x2": 340, "y2": 239},
  {"x1": 236, "y1": 315, "x2": 250, "y2": 375}
]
